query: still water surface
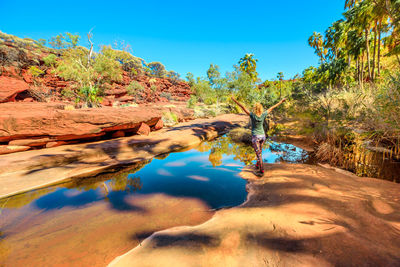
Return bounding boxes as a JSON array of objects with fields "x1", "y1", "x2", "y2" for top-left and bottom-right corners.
[{"x1": 0, "y1": 136, "x2": 310, "y2": 266}]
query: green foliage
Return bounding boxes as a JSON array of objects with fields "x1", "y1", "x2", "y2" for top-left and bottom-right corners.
[
  {"x1": 77, "y1": 86, "x2": 102, "y2": 107},
  {"x1": 28, "y1": 66, "x2": 44, "y2": 77},
  {"x1": 56, "y1": 44, "x2": 126, "y2": 107},
  {"x1": 187, "y1": 95, "x2": 198, "y2": 108},
  {"x1": 191, "y1": 78, "x2": 216, "y2": 105},
  {"x1": 43, "y1": 54, "x2": 57, "y2": 67},
  {"x1": 150, "y1": 84, "x2": 158, "y2": 92},
  {"x1": 238, "y1": 53, "x2": 258, "y2": 82},
  {"x1": 49, "y1": 34, "x2": 67, "y2": 49},
  {"x1": 166, "y1": 70, "x2": 180, "y2": 81},
  {"x1": 103, "y1": 45, "x2": 145, "y2": 75},
  {"x1": 35, "y1": 39, "x2": 46, "y2": 47},
  {"x1": 126, "y1": 81, "x2": 144, "y2": 96},
  {"x1": 207, "y1": 64, "x2": 221, "y2": 86},
  {"x1": 93, "y1": 46, "x2": 122, "y2": 82},
  {"x1": 226, "y1": 66, "x2": 258, "y2": 105},
  {"x1": 147, "y1": 62, "x2": 167, "y2": 78},
  {"x1": 49, "y1": 32, "x2": 80, "y2": 49},
  {"x1": 162, "y1": 111, "x2": 179, "y2": 126},
  {"x1": 160, "y1": 92, "x2": 172, "y2": 100},
  {"x1": 56, "y1": 46, "x2": 95, "y2": 87},
  {"x1": 65, "y1": 32, "x2": 80, "y2": 48},
  {"x1": 186, "y1": 72, "x2": 195, "y2": 86}
]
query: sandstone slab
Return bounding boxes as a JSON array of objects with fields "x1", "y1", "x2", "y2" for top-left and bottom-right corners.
[
  {"x1": 0, "y1": 145, "x2": 30, "y2": 155},
  {"x1": 0, "y1": 76, "x2": 29, "y2": 103},
  {"x1": 0, "y1": 102, "x2": 193, "y2": 144},
  {"x1": 109, "y1": 163, "x2": 400, "y2": 267}
]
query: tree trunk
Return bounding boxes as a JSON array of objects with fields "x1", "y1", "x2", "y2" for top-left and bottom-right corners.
[
  {"x1": 372, "y1": 25, "x2": 377, "y2": 82},
  {"x1": 378, "y1": 29, "x2": 381, "y2": 77},
  {"x1": 361, "y1": 53, "x2": 365, "y2": 89},
  {"x1": 87, "y1": 32, "x2": 94, "y2": 65},
  {"x1": 348, "y1": 53, "x2": 351, "y2": 67},
  {"x1": 365, "y1": 29, "x2": 371, "y2": 81},
  {"x1": 356, "y1": 58, "x2": 360, "y2": 85}
]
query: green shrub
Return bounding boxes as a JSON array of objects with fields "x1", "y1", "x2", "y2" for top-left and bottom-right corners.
[
  {"x1": 126, "y1": 81, "x2": 144, "y2": 96},
  {"x1": 148, "y1": 62, "x2": 166, "y2": 78},
  {"x1": 187, "y1": 95, "x2": 198, "y2": 108},
  {"x1": 43, "y1": 54, "x2": 57, "y2": 67},
  {"x1": 162, "y1": 111, "x2": 179, "y2": 126},
  {"x1": 28, "y1": 66, "x2": 44, "y2": 77},
  {"x1": 93, "y1": 46, "x2": 123, "y2": 82},
  {"x1": 61, "y1": 88, "x2": 76, "y2": 99},
  {"x1": 77, "y1": 86, "x2": 102, "y2": 107},
  {"x1": 160, "y1": 92, "x2": 172, "y2": 100},
  {"x1": 150, "y1": 85, "x2": 158, "y2": 92}
]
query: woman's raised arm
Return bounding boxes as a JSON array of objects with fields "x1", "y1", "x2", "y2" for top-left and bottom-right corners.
[
  {"x1": 231, "y1": 97, "x2": 251, "y2": 115},
  {"x1": 267, "y1": 98, "x2": 286, "y2": 113}
]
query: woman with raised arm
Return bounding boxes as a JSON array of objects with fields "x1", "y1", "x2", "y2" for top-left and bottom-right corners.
[{"x1": 231, "y1": 97, "x2": 286, "y2": 174}]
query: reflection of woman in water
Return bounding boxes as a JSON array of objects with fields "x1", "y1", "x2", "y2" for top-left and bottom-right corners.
[{"x1": 231, "y1": 97, "x2": 286, "y2": 174}]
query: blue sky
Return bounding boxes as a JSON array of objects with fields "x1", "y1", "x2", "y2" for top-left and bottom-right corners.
[{"x1": 0, "y1": 0, "x2": 345, "y2": 80}]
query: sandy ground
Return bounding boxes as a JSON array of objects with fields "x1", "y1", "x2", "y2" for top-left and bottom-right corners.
[
  {"x1": 109, "y1": 163, "x2": 400, "y2": 267},
  {"x1": 0, "y1": 193, "x2": 214, "y2": 267}
]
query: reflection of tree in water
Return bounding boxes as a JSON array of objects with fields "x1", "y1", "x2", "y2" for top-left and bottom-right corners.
[
  {"x1": 269, "y1": 143, "x2": 310, "y2": 163},
  {"x1": 0, "y1": 187, "x2": 57, "y2": 209},
  {"x1": 198, "y1": 137, "x2": 309, "y2": 166},
  {"x1": 64, "y1": 160, "x2": 149, "y2": 195},
  {"x1": 199, "y1": 136, "x2": 270, "y2": 166}
]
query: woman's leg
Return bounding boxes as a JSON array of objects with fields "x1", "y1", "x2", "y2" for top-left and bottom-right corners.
[
  {"x1": 257, "y1": 137, "x2": 266, "y2": 172},
  {"x1": 252, "y1": 136, "x2": 263, "y2": 171}
]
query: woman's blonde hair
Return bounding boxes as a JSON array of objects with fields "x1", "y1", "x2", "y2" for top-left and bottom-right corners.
[{"x1": 254, "y1": 103, "x2": 264, "y2": 116}]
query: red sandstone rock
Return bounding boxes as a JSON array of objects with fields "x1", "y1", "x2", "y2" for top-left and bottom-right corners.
[
  {"x1": 0, "y1": 76, "x2": 30, "y2": 103},
  {"x1": 136, "y1": 122, "x2": 150, "y2": 136},
  {"x1": 105, "y1": 88, "x2": 127, "y2": 96},
  {"x1": 9, "y1": 138, "x2": 52, "y2": 147},
  {"x1": 0, "y1": 145, "x2": 30, "y2": 155},
  {"x1": 46, "y1": 141, "x2": 68, "y2": 148},
  {"x1": 111, "y1": 131, "x2": 125, "y2": 138},
  {"x1": 116, "y1": 95, "x2": 134, "y2": 102},
  {"x1": 152, "y1": 118, "x2": 164, "y2": 130},
  {"x1": 2, "y1": 66, "x2": 20, "y2": 78},
  {"x1": 21, "y1": 70, "x2": 33, "y2": 83},
  {"x1": 0, "y1": 103, "x2": 185, "y2": 144},
  {"x1": 56, "y1": 132, "x2": 106, "y2": 141},
  {"x1": 101, "y1": 98, "x2": 113, "y2": 107},
  {"x1": 23, "y1": 97, "x2": 34, "y2": 102}
]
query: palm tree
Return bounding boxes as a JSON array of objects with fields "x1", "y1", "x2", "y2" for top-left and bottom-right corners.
[
  {"x1": 308, "y1": 32, "x2": 328, "y2": 63},
  {"x1": 346, "y1": 2, "x2": 374, "y2": 80},
  {"x1": 238, "y1": 54, "x2": 258, "y2": 82},
  {"x1": 324, "y1": 20, "x2": 348, "y2": 61},
  {"x1": 277, "y1": 72, "x2": 284, "y2": 98}
]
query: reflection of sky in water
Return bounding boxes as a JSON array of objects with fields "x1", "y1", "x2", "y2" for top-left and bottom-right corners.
[
  {"x1": 116, "y1": 149, "x2": 248, "y2": 209},
  {"x1": 1, "y1": 139, "x2": 310, "y2": 213}
]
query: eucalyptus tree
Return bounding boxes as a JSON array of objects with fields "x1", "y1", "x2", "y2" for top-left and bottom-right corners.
[{"x1": 147, "y1": 62, "x2": 167, "y2": 78}]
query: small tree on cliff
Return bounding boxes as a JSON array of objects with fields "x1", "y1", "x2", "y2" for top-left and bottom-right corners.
[
  {"x1": 148, "y1": 62, "x2": 167, "y2": 78},
  {"x1": 49, "y1": 34, "x2": 67, "y2": 49},
  {"x1": 56, "y1": 34, "x2": 124, "y2": 107},
  {"x1": 65, "y1": 32, "x2": 80, "y2": 48},
  {"x1": 167, "y1": 70, "x2": 181, "y2": 83}
]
